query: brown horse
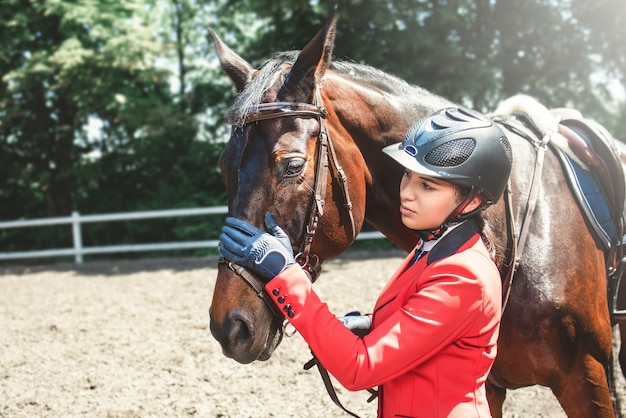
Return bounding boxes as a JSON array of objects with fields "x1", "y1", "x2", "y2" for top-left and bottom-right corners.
[{"x1": 208, "y1": 13, "x2": 623, "y2": 418}]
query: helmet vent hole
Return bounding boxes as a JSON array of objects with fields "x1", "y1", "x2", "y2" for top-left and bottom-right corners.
[
  {"x1": 500, "y1": 137, "x2": 513, "y2": 163},
  {"x1": 425, "y1": 138, "x2": 476, "y2": 167}
]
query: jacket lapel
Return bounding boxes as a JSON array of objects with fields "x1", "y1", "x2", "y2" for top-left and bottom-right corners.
[{"x1": 374, "y1": 220, "x2": 480, "y2": 316}]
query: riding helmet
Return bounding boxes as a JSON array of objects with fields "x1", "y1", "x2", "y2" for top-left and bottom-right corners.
[{"x1": 383, "y1": 107, "x2": 512, "y2": 205}]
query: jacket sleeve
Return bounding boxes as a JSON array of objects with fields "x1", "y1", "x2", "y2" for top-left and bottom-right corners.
[{"x1": 265, "y1": 251, "x2": 499, "y2": 391}]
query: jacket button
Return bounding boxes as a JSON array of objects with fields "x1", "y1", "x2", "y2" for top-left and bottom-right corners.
[
  {"x1": 287, "y1": 309, "x2": 295, "y2": 318},
  {"x1": 272, "y1": 289, "x2": 280, "y2": 296},
  {"x1": 277, "y1": 296, "x2": 285, "y2": 304}
]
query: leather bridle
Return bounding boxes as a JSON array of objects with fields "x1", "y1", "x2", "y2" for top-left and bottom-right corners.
[
  {"x1": 223, "y1": 89, "x2": 356, "y2": 314},
  {"x1": 219, "y1": 91, "x2": 365, "y2": 417}
]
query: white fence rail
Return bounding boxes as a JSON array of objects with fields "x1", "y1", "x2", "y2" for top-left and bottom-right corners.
[{"x1": 0, "y1": 206, "x2": 385, "y2": 264}]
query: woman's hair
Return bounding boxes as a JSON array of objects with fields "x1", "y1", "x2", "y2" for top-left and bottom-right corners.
[{"x1": 454, "y1": 185, "x2": 505, "y2": 266}]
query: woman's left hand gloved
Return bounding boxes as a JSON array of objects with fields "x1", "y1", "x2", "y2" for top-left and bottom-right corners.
[{"x1": 219, "y1": 212, "x2": 295, "y2": 282}]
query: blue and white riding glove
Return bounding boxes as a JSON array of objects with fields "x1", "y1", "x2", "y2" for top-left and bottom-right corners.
[{"x1": 219, "y1": 212, "x2": 295, "y2": 282}]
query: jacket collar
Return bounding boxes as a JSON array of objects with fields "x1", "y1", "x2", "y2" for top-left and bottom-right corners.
[{"x1": 426, "y1": 219, "x2": 479, "y2": 265}]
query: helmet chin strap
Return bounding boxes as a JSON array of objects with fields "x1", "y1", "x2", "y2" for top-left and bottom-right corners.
[{"x1": 415, "y1": 187, "x2": 480, "y2": 241}]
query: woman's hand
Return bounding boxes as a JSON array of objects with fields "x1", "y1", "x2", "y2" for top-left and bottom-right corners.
[{"x1": 219, "y1": 212, "x2": 295, "y2": 281}]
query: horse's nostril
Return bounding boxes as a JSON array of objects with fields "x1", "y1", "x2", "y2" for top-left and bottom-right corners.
[
  {"x1": 226, "y1": 315, "x2": 252, "y2": 349},
  {"x1": 209, "y1": 302, "x2": 270, "y2": 364},
  {"x1": 215, "y1": 310, "x2": 254, "y2": 359}
]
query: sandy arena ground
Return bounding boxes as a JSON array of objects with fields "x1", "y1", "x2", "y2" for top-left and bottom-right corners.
[{"x1": 1, "y1": 249, "x2": 624, "y2": 417}]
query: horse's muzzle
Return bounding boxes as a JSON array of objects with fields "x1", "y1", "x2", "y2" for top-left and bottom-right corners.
[
  {"x1": 209, "y1": 307, "x2": 283, "y2": 364},
  {"x1": 209, "y1": 308, "x2": 258, "y2": 364}
]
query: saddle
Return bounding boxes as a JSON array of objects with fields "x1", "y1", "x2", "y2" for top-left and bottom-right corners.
[
  {"x1": 550, "y1": 108, "x2": 625, "y2": 251},
  {"x1": 549, "y1": 109, "x2": 626, "y2": 319}
]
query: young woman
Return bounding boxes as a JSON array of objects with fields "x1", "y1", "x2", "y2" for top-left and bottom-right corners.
[{"x1": 219, "y1": 107, "x2": 513, "y2": 418}]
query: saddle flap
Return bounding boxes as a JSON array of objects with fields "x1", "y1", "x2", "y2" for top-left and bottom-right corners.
[
  {"x1": 559, "y1": 117, "x2": 625, "y2": 223},
  {"x1": 548, "y1": 110, "x2": 626, "y2": 252}
]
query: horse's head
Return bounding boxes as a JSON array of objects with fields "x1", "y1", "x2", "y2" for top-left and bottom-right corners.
[{"x1": 209, "y1": 12, "x2": 369, "y2": 363}]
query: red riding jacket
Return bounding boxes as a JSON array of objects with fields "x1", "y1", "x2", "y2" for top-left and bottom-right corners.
[{"x1": 265, "y1": 221, "x2": 502, "y2": 418}]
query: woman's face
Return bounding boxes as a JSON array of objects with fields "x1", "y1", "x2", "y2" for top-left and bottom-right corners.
[{"x1": 398, "y1": 169, "x2": 461, "y2": 231}]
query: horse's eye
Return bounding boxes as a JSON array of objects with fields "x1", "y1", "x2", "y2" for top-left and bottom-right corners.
[{"x1": 285, "y1": 158, "x2": 305, "y2": 177}]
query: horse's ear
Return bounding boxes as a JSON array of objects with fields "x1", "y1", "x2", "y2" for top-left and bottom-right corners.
[
  {"x1": 278, "y1": 9, "x2": 337, "y2": 102},
  {"x1": 209, "y1": 28, "x2": 254, "y2": 93}
]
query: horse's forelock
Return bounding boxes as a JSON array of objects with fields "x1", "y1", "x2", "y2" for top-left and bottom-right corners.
[{"x1": 226, "y1": 52, "x2": 299, "y2": 127}]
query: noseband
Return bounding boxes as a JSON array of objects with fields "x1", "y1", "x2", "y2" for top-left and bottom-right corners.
[{"x1": 224, "y1": 89, "x2": 356, "y2": 316}]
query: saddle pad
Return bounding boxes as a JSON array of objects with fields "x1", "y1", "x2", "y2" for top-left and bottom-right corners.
[
  {"x1": 551, "y1": 119, "x2": 623, "y2": 250},
  {"x1": 555, "y1": 149, "x2": 614, "y2": 249}
]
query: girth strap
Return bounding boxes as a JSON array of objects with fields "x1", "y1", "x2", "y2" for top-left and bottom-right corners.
[
  {"x1": 516, "y1": 121, "x2": 554, "y2": 259},
  {"x1": 493, "y1": 117, "x2": 555, "y2": 312},
  {"x1": 500, "y1": 182, "x2": 517, "y2": 311},
  {"x1": 487, "y1": 117, "x2": 558, "y2": 389}
]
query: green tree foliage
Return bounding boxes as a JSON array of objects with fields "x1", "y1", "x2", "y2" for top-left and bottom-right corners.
[
  {"x1": 570, "y1": 0, "x2": 626, "y2": 136},
  {"x1": 1, "y1": 0, "x2": 624, "y2": 260},
  {"x1": 0, "y1": 0, "x2": 229, "y2": 255},
  {"x1": 217, "y1": 0, "x2": 624, "y2": 130}
]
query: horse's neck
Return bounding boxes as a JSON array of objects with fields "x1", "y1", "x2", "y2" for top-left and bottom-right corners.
[
  {"x1": 327, "y1": 75, "x2": 451, "y2": 145},
  {"x1": 325, "y1": 76, "x2": 452, "y2": 251}
]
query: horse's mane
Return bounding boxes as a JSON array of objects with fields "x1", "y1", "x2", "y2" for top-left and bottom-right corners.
[
  {"x1": 330, "y1": 60, "x2": 415, "y2": 96},
  {"x1": 226, "y1": 50, "x2": 421, "y2": 127}
]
